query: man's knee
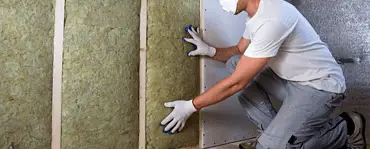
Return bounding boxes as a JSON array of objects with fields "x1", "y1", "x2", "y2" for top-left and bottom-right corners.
[
  {"x1": 226, "y1": 55, "x2": 242, "y2": 73},
  {"x1": 238, "y1": 82, "x2": 277, "y2": 130}
]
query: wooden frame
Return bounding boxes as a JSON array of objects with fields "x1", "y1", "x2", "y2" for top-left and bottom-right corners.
[
  {"x1": 52, "y1": 0, "x2": 65, "y2": 148},
  {"x1": 139, "y1": 0, "x2": 147, "y2": 148}
]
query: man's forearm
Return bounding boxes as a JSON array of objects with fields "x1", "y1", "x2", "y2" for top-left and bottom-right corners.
[
  {"x1": 212, "y1": 46, "x2": 242, "y2": 62},
  {"x1": 192, "y1": 76, "x2": 245, "y2": 110},
  {"x1": 192, "y1": 56, "x2": 269, "y2": 110}
]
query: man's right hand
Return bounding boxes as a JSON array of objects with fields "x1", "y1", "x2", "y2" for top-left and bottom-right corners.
[
  {"x1": 160, "y1": 100, "x2": 197, "y2": 134},
  {"x1": 182, "y1": 25, "x2": 216, "y2": 57}
]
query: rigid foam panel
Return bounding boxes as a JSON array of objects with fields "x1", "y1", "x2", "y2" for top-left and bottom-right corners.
[
  {"x1": 146, "y1": 0, "x2": 200, "y2": 148},
  {"x1": 61, "y1": 0, "x2": 140, "y2": 148},
  {"x1": 0, "y1": 0, "x2": 54, "y2": 148},
  {"x1": 293, "y1": 0, "x2": 370, "y2": 136}
]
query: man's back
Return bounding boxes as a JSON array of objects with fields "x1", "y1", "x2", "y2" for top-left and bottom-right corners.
[{"x1": 244, "y1": 0, "x2": 346, "y2": 93}]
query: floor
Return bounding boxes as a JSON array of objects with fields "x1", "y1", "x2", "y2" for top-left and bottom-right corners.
[
  {"x1": 180, "y1": 139, "x2": 370, "y2": 149},
  {"x1": 180, "y1": 139, "x2": 256, "y2": 149}
]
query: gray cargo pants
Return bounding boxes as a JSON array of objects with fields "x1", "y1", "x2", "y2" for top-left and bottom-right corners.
[{"x1": 226, "y1": 55, "x2": 348, "y2": 149}]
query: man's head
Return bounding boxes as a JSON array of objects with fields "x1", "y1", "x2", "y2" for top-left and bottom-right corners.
[{"x1": 219, "y1": 0, "x2": 247, "y2": 15}]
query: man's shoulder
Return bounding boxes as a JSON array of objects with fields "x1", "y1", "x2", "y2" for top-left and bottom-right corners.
[
  {"x1": 247, "y1": 0, "x2": 300, "y2": 32},
  {"x1": 258, "y1": 0, "x2": 300, "y2": 20}
]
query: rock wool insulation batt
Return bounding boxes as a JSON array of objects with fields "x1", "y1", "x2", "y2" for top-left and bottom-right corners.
[
  {"x1": 0, "y1": 0, "x2": 54, "y2": 148},
  {"x1": 293, "y1": 0, "x2": 370, "y2": 137},
  {"x1": 146, "y1": 0, "x2": 200, "y2": 148},
  {"x1": 61, "y1": 0, "x2": 140, "y2": 148}
]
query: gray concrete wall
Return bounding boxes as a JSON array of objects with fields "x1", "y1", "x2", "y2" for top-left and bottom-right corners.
[{"x1": 293, "y1": 0, "x2": 370, "y2": 136}]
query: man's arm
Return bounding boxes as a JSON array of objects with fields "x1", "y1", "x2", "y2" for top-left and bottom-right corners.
[
  {"x1": 161, "y1": 21, "x2": 290, "y2": 133},
  {"x1": 193, "y1": 20, "x2": 291, "y2": 108},
  {"x1": 213, "y1": 38, "x2": 251, "y2": 62},
  {"x1": 160, "y1": 55, "x2": 268, "y2": 133},
  {"x1": 183, "y1": 25, "x2": 251, "y2": 62},
  {"x1": 193, "y1": 55, "x2": 268, "y2": 109}
]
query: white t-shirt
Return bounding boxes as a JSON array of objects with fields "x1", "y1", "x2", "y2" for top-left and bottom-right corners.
[{"x1": 243, "y1": 0, "x2": 346, "y2": 93}]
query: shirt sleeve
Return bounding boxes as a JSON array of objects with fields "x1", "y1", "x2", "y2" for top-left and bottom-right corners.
[
  {"x1": 242, "y1": 25, "x2": 250, "y2": 39},
  {"x1": 244, "y1": 20, "x2": 294, "y2": 58}
]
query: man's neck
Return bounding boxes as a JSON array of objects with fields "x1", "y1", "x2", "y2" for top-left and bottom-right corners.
[{"x1": 245, "y1": 0, "x2": 261, "y2": 17}]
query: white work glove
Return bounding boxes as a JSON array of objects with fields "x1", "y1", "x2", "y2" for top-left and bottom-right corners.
[
  {"x1": 182, "y1": 25, "x2": 216, "y2": 57},
  {"x1": 160, "y1": 100, "x2": 197, "y2": 134}
]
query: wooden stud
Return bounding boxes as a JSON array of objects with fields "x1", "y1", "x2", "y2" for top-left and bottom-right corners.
[
  {"x1": 139, "y1": 0, "x2": 147, "y2": 148},
  {"x1": 52, "y1": 0, "x2": 65, "y2": 148}
]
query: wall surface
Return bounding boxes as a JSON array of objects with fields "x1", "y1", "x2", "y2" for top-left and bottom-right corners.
[
  {"x1": 0, "y1": 0, "x2": 54, "y2": 148},
  {"x1": 293, "y1": 0, "x2": 370, "y2": 136},
  {"x1": 61, "y1": 0, "x2": 140, "y2": 148},
  {"x1": 146, "y1": 0, "x2": 200, "y2": 148}
]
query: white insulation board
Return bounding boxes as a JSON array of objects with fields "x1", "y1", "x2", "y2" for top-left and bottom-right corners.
[{"x1": 200, "y1": 0, "x2": 258, "y2": 148}]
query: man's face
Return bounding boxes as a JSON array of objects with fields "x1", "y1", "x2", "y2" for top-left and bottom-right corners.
[{"x1": 219, "y1": 0, "x2": 238, "y2": 14}]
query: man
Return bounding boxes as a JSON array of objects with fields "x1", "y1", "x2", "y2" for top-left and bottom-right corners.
[{"x1": 160, "y1": 0, "x2": 367, "y2": 148}]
